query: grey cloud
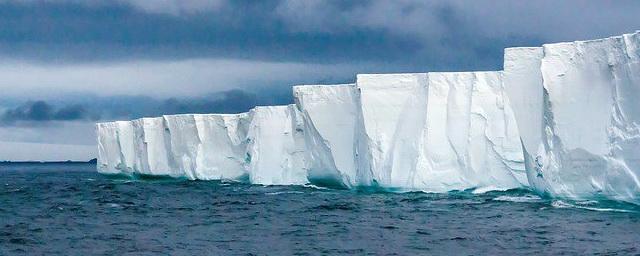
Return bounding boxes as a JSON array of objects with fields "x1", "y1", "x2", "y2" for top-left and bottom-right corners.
[
  {"x1": 3, "y1": 88, "x2": 295, "y2": 122},
  {"x1": 0, "y1": 88, "x2": 292, "y2": 127},
  {"x1": 1, "y1": 0, "x2": 636, "y2": 71},
  {"x1": 0, "y1": 101, "x2": 96, "y2": 124},
  {"x1": 120, "y1": 0, "x2": 226, "y2": 15},
  {"x1": 0, "y1": 59, "x2": 372, "y2": 99}
]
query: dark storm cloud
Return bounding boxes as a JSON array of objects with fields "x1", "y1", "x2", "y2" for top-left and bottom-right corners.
[
  {"x1": 0, "y1": 1, "x2": 421, "y2": 66},
  {"x1": 160, "y1": 89, "x2": 291, "y2": 115},
  {"x1": 0, "y1": 88, "x2": 292, "y2": 123},
  {"x1": 0, "y1": 88, "x2": 293, "y2": 125},
  {"x1": 124, "y1": 88, "x2": 293, "y2": 118},
  {"x1": 0, "y1": 101, "x2": 95, "y2": 124},
  {"x1": 95, "y1": 88, "x2": 293, "y2": 119},
  {"x1": 0, "y1": 0, "x2": 637, "y2": 81}
]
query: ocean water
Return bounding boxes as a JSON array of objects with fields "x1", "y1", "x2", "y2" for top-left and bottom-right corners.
[{"x1": 1, "y1": 164, "x2": 639, "y2": 255}]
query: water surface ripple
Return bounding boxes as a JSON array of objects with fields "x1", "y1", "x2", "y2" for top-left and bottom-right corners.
[{"x1": 1, "y1": 164, "x2": 639, "y2": 255}]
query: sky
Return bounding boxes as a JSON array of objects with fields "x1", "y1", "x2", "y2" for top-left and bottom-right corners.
[{"x1": 1, "y1": 0, "x2": 639, "y2": 161}]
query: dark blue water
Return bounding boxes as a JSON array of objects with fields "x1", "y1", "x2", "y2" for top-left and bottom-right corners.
[{"x1": 1, "y1": 164, "x2": 639, "y2": 255}]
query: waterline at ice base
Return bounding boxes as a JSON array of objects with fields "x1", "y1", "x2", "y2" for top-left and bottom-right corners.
[{"x1": 97, "y1": 31, "x2": 640, "y2": 204}]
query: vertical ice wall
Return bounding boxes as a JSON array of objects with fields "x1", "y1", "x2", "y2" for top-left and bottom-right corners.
[
  {"x1": 354, "y1": 73, "x2": 524, "y2": 192},
  {"x1": 355, "y1": 73, "x2": 430, "y2": 189},
  {"x1": 245, "y1": 105, "x2": 308, "y2": 185},
  {"x1": 164, "y1": 115, "x2": 201, "y2": 179},
  {"x1": 504, "y1": 31, "x2": 640, "y2": 202},
  {"x1": 115, "y1": 121, "x2": 136, "y2": 173},
  {"x1": 423, "y1": 72, "x2": 525, "y2": 192},
  {"x1": 96, "y1": 122, "x2": 121, "y2": 174},
  {"x1": 293, "y1": 84, "x2": 358, "y2": 187},
  {"x1": 503, "y1": 47, "x2": 544, "y2": 160},
  {"x1": 193, "y1": 114, "x2": 250, "y2": 181},
  {"x1": 96, "y1": 121, "x2": 138, "y2": 174},
  {"x1": 138, "y1": 117, "x2": 177, "y2": 177}
]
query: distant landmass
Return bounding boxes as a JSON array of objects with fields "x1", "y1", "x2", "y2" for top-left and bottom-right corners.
[{"x1": 0, "y1": 158, "x2": 97, "y2": 164}]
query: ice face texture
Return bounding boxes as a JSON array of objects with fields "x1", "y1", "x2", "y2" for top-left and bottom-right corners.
[
  {"x1": 245, "y1": 105, "x2": 308, "y2": 185},
  {"x1": 293, "y1": 84, "x2": 358, "y2": 188},
  {"x1": 115, "y1": 121, "x2": 136, "y2": 173},
  {"x1": 97, "y1": 106, "x2": 308, "y2": 185},
  {"x1": 354, "y1": 74, "x2": 430, "y2": 189},
  {"x1": 353, "y1": 73, "x2": 524, "y2": 192},
  {"x1": 504, "y1": 31, "x2": 640, "y2": 203},
  {"x1": 193, "y1": 114, "x2": 250, "y2": 181},
  {"x1": 138, "y1": 117, "x2": 177, "y2": 177},
  {"x1": 423, "y1": 72, "x2": 525, "y2": 192},
  {"x1": 97, "y1": 122, "x2": 121, "y2": 174}
]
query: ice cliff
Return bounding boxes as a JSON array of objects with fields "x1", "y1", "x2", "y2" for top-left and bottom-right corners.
[
  {"x1": 97, "y1": 74, "x2": 526, "y2": 192},
  {"x1": 97, "y1": 31, "x2": 640, "y2": 202},
  {"x1": 504, "y1": 31, "x2": 640, "y2": 203},
  {"x1": 353, "y1": 73, "x2": 525, "y2": 192}
]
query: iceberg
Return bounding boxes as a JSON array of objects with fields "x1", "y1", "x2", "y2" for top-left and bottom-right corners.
[{"x1": 96, "y1": 31, "x2": 640, "y2": 202}]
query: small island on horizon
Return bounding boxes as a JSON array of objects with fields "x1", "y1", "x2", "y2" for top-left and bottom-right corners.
[{"x1": 0, "y1": 158, "x2": 97, "y2": 165}]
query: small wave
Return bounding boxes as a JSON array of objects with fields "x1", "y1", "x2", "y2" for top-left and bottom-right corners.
[
  {"x1": 472, "y1": 186, "x2": 509, "y2": 194},
  {"x1": 302, "y1": 184, "x2": 330, "y2": 190},
  {"x1": 265, "y1": 191, "x2": 304, "y2": 195},
  {"x1": 7, "y1": 188, "x2": 23, "y2": 193},
  {"x1": 312, "y1": 202, "x2": 358, "y2": 211},
  {"x1": 551, "y1": 200, "x2": 636, "y2": 213},
  {"x1": 574, "y1": 200, "x2": 599, "y2": 206},
  {"x1": 493, "y1": 195, "x2": 543, "y2": 203}
]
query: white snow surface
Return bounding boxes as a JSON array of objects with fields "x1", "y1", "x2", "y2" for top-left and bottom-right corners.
[{"x1": 96, "y1": 31, "x2": 640, "y2": 202}]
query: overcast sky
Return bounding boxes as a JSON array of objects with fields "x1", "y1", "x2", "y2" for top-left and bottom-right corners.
[{"x1": 1, "y1": 0, "x2": 639, "y2": 161}]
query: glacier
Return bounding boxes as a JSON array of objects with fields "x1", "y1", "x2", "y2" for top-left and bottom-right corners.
[{"x1": 97, "y1": 31, "x2": 640, "y2": 203}]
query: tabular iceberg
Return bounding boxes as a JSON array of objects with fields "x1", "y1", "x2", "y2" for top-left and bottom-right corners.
[{"x1": 97, "y1": 31, "x2": 640, "y2": 202}]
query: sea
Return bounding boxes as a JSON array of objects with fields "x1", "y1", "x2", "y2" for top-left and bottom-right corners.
[{"x1": 1, "y1": 163, "x2": 639, "y2": 255}]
